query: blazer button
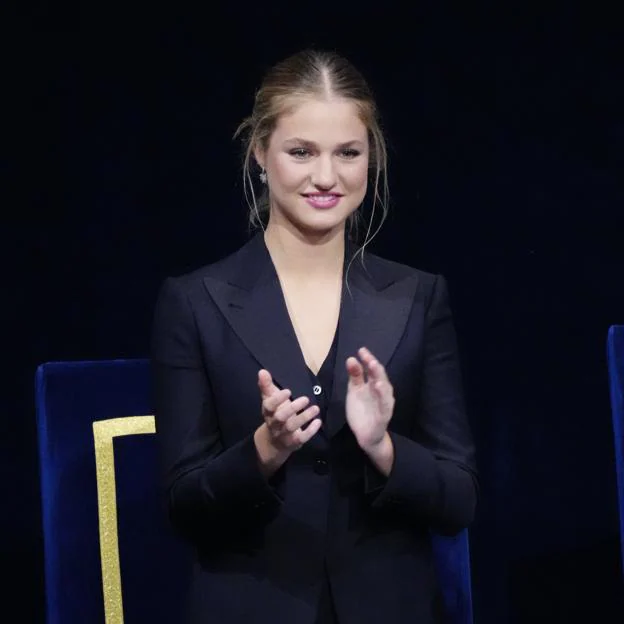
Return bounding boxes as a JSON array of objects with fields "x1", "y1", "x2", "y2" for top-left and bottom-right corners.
[{"x1": 313, "y1": 458, "x2": 329, "y2": 475}]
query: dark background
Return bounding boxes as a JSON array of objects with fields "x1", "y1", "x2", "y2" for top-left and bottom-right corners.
[{"x1": 4, "y1": 2, "x2": 624, "y2": 622}]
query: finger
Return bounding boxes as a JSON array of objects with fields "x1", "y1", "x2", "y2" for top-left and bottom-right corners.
[
  {"x1": 358, "y1": 348, "x2": 389, "y2": 384},
  {"x1": 262, "y1": 388, "x2": 292, "y2": 414},
  {"x1": 346, "y1": 356, "x2": 365, "y2": 387},
  {"x1": 294, "y1": 416, "x2": 322, "y2": 445},
  {"x1": 258, "y1": 369, "x2": 282, "y2": 398},
  {"x1": 371, "y1": 377, "x2": 393, "y2": 396},
  {"x1": 285, "y1": 404, "x2": 320, "y2": 432},
  {"x1": 273, "y1": 395, "x2": 310, "y2": 424},
  {"x1": 372, "y1": 378, "x2": 395, "y2": 410}
]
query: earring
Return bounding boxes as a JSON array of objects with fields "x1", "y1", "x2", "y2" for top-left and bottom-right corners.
[{"x1": 259, "y1": 168, "x2": 267, "y2": 184}]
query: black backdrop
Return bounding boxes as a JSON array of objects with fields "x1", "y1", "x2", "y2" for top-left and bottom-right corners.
[{"x1": 5, "y1": 2, "x2": 624, "y2": 622}]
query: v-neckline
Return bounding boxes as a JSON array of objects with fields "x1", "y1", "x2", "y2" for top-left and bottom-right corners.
[
  {"x1": 263, "y1": 238, "x2": 345, "y2": 378},
  {"x1": 305, "y1": 323, "x2": 339, "y2": 378}
]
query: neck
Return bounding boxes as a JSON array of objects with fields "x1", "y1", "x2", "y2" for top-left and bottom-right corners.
[{"x1": 263, "y1": 221, "x2": 346, "y2": 280}]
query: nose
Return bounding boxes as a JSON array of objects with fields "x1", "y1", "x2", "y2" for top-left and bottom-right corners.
[{"x1": 310, "y1": 154, "x2": 337, "y2": 189}]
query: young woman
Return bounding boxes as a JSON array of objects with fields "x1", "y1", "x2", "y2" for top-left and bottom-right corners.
[{"x1": 152, "y1": 48, "x2": 478, "y2": 624}]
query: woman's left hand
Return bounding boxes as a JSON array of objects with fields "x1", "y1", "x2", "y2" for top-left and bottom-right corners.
[{"x1": 345, "y1": 347, "x2": 395, "y2": 451}]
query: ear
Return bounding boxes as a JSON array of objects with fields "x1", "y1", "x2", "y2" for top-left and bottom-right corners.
[{"x1": 253, "y1": 144, "x2": 265, "y2": 170}]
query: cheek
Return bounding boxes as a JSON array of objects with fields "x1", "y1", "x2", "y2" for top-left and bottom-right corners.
[
  {"x1": 345, "y1": 163, "x2": 369, "y2": 192},
  {"x1": 270, "y1": 156, "x2": 305, "y2": 191}
]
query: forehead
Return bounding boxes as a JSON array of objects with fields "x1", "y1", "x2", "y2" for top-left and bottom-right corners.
[{"x1": 272, "y1": 97, "x2": 367, "y2": 143}]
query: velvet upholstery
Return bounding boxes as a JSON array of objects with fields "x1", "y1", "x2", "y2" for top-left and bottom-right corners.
[
  {"x1": 608, "y1": 325, "x2": 624, "y2": 579},
  {"x1": 35, "y1": 359, "x2": 191, "y2": 624},
  {"x1": 35, "y1": 358, "x2": 473, "y2": 623}
]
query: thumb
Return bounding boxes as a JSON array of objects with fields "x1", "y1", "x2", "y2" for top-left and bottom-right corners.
[{"x1": 257, "y1": 369, "x2": 276, "y2": 397}]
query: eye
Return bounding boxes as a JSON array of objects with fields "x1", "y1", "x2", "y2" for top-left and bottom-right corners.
[
  {"x1": 340, "y1": 148, "x2": 361, "y2": 159},
  {"x1": 289, "y1": 148, "x2": 311, "y2": 159}
]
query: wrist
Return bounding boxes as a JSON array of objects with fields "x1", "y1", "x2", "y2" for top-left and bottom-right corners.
[
  {"x1": 254, "y1": 424, "x2": 290, "y2": 477},
  {"x1": 362, "y1": 431, "x2": 394, "y2": 477}
]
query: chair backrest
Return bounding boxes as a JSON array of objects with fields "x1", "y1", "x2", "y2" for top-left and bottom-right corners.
[
  {"x1": 35, "y1": 358, "x2": 473, "y2": 624},
  {"x1": 608, "y1": 325, "x2": 624, "y2": 578},
  {"x1": 35, "y1": 359, "x2": 191, "y2": 624},
  {"x1": 432, "y1": 528, "x2": 474, "y2": 623}
]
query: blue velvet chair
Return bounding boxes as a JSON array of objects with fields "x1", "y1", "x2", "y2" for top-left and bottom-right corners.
[
  {"x1": 608, "y1": 325, "x2": 624, "y2": 579},
  {"x1": 35, "y1": 359, "x2": 191, "y2": 624},
  {"x1": 35, "y1": 358, "x2": 474, "y2": 624}
]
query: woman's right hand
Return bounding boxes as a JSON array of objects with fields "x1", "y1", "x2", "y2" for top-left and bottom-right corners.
[{"x1": 254, "y1": 369, "x2": 322, "y2": 475}]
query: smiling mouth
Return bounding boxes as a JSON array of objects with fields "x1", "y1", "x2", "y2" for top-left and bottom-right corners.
[{"x1": 302, "y1": 194, "x2": 343, "y2": 208}]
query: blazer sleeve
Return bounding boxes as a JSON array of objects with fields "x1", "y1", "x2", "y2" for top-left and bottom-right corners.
[
  {"x1": 365, "y1": 274, "x2": 478, "y2": 535},
  {"x1": 151, "y1": 276, "x2": 282, "y2": 543}
]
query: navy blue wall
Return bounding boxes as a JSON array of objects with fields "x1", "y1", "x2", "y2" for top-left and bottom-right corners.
[{"x1": 5, "y1": 3, "x2": 623, "y2": 622}]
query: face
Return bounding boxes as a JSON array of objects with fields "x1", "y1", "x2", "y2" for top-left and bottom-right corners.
[{"x1": 255, "y1": 97, "x2": 369, "y2": 237}]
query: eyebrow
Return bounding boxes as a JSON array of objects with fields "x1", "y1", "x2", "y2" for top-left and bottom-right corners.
[{"x1": 283, "y1": 138, "x2": 365, "y2": 148}]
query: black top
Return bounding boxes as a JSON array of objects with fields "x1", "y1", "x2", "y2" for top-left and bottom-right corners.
[
  {"x1": 306, "y1": 329, "x2": 338, "y2": 424},
  {"x1": 307, "y1": 329, "x2": 340, "y2": 624}
]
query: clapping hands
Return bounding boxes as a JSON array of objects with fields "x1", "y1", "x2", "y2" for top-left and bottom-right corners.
[{"x1": 253, "y1": 347, "x2": 395, "y2": 478}]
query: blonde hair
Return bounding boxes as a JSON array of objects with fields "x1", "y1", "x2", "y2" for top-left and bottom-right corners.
[{"x1": 233, "y1": 49, "x2": 390, "y2": 262}]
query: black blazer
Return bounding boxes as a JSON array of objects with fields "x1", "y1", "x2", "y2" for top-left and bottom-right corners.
[{"x1": 151, "y1": 232, "x2": 478, "y2": 624}]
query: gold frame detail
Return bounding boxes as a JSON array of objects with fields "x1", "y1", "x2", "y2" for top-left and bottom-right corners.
[{"x1": 93, "y1": 416, "x2": 156, "y2": 624}]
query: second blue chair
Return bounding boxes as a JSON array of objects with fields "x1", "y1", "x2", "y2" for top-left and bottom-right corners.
[{"x1": 608, "y1": 325, "x2": 624, "y2": 581}]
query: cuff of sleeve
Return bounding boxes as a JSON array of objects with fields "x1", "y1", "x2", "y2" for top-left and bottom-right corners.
[
  {"x1": 367, "y1": 431, "x2": 439, "y2": 511},
  {"x1": 364, "y1": 458, "x2": 388, "y2": 498},
  {"x1": 203, "y1": 433, "x2": 283, "y2": 512}
]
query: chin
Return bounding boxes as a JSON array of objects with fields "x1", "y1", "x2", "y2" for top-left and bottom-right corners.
[
  {"x1": 271, "y1": 199, "x2": 359, "y2": 235},
  {"x1": 296, "y1": 210, "x2": 352, "y2": 234}
]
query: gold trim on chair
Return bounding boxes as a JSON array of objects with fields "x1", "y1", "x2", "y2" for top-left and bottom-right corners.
[{"x1": 93, "y1": 416, "x2": 156, "y2": 624}]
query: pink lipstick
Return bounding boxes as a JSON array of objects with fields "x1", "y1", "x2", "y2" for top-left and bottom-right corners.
[{"x1": 303, "y1": 193, "x2": 342, "y2": 209}]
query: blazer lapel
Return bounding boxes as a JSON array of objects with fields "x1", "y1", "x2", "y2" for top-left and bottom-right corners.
[
  {"x1": 202, "y1": 233, "x2": 312, "y2": 404},
  {"x1": 326, "y1": 252, "x2": 419, "y2": 438}
]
